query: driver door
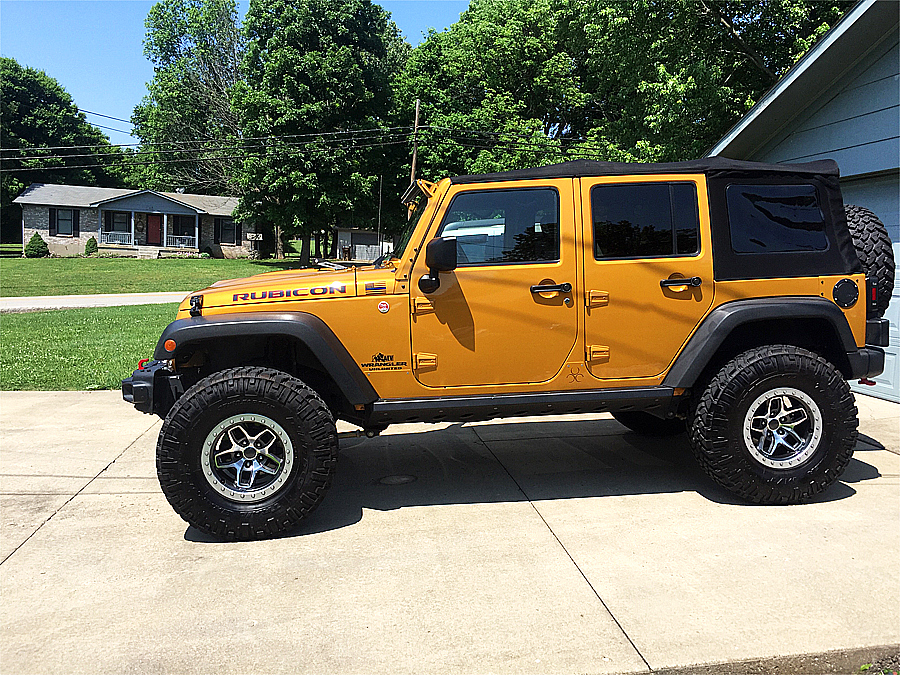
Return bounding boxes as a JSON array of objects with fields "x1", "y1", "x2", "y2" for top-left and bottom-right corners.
[{"x1": 409, "y1": 180, "x2": 578, "y2": 388}]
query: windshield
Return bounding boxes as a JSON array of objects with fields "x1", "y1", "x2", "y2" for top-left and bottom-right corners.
[{"x1": 378, "y1": 197, "x2": 427, "y2": 266}]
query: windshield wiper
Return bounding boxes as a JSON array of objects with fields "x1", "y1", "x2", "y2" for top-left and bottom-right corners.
[{"x1": 311, "y1": 258, "x2": 348, "y2": 271}]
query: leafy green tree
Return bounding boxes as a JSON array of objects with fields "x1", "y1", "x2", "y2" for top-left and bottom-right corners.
[
  {"x1": 132, "y1": 0, "x2": 245, "y2": 193},
  {"x1": 0, "y1": 58, "x2": 127, "y2": 243},
  {"x1": 396, "y1": 0, "x2": 852, "y2": 180},
  {"x1": 234, "y1": 0, "x2": 407, "y2": 260}
]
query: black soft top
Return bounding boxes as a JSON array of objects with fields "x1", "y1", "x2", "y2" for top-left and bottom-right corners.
[{"x1": 450, "y1": 157, "x2": 840, "y2": 184}]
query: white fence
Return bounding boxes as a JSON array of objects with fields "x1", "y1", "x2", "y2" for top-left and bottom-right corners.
[
  {"x1": 354, "y1": 245, "x2": 381, "y2": 261},
  {"x1": 100, "y1": 232, "x2": 132, "y2": 245},
  {"x1": 166, "y1": 235, "x2": 197, "y2": 248}
]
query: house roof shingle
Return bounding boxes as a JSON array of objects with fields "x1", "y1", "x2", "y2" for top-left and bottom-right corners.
[{"x1": 13, "y1": 183, "x2": 239, "y2": 216}]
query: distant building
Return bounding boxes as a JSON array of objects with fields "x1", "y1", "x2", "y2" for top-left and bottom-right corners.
[
  {"x1": 13, "y1": 183, "x2": 258, "y2": 259},
  {"x1": 707, "y1": 0, "x2": 899, "y2": 402}
]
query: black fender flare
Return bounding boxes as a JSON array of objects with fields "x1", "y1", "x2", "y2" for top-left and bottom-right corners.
[
  {"x1": 153, "y1": 311, "x2": 378, "y2": 406},
  {"x1": 662, "y1": 297, "x2": 863, "y2": 389}
]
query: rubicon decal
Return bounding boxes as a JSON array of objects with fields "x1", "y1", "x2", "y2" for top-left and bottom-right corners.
[{"x1": 232, "y1": 283, "x2": 347, "y2": 302}]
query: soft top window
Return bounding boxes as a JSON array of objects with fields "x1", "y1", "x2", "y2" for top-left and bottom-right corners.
[{"x1": 727, "y1": 184, "x2": 828, "y2": 254}]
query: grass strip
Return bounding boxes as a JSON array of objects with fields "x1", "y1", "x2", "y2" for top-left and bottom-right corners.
[
  {"x1": 1, "y1": 303, "x2": 178, "y2": 390},
  {"x1": 0, "y1": 257, "x2": 310, "y2": 297}
]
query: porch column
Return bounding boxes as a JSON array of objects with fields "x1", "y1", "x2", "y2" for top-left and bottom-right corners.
[
  {"x1": 130, "y1": 211, "x2": 135, "y2": 246},
  {"x1": 98, "y1": 210, "x2": 102, "y2": 242},
  {"x1": 194, "y1": 214, "x2": 199, "y2": 249},
  {"x1": 163, "y1": 214, "x2": 168, "y2": 247}
]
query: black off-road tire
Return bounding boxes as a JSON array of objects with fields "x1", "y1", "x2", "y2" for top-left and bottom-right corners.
[
  {"x1": 844, "y1": 203, "x2": 894, "y2": 317},
  {"x1": 612, "y1": 411, "x2": 686, "y2": 436},
  {"x1": 156, "y1": 367, "x2": 338, "y2": 540},
  {"x1": 690, "y1": 346, "x2": 857, "y2": 504}
]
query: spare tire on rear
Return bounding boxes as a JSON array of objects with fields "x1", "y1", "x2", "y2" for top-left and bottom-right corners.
[{"x1": 844, "y1": 204, "x2": 894, "y2": 317}]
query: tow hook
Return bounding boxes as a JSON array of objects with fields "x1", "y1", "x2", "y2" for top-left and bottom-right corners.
[{"x1": 858, "y1": 378, "x2": 877, "y2": 386}]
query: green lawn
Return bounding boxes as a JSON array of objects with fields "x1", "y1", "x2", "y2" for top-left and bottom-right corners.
[
  {"x1": 0, "y1": 257, "x2": 309, "y2": 297},
  {"x1": 1, "y1": 303, "x2": 178, "y2": 390}
]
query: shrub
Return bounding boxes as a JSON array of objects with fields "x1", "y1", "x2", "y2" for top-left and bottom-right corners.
[
  {"x1": 24, "y1": 232, "x2": 49, "y2": 258},
  {"x1": 84, "y1": 236, "x2": 98, "y2": 256}
]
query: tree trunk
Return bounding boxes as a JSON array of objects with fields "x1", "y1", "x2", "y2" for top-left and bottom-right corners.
[
  {"x1": 314, "y1": 230, "x2": 321, "y2": 258},
  {"x1": 330, "y1": 228, "x2": 338, "y2": 258},
  {"x1": 300, "y1": 235, "x2": 311, "y2": 267},
  {"x1": 275, "y1": 223, "x2": 284, "y2": 259}
]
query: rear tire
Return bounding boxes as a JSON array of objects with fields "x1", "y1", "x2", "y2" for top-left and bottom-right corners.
[
  {"x1": 612, "y1": 411, "x2": 686, "y2": 436},
  {"x1": 690, "y1": 346, "x2": 857, "y2": 504},
  {"x1": 156, "y1": 367, "x2": 337, "y2": 540},
  {"x1": 844, "y1": 203, "x2": 894, "y2": 317}
]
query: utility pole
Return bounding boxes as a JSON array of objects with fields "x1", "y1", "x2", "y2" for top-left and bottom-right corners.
[
  {"x1": 408, "y1": 99, "x2": 420, "y2": 221},
  {"x1": 377, "y1": 174, "x2": 383, "y2": 252}
]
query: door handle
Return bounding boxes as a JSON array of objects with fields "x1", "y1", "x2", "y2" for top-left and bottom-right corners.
[
  {"x1": 530, "y1": 282, "x2": 572, "y2": 294},
  {"x1": 660, "y1": 276, "x2": 702, "y2": 288}
]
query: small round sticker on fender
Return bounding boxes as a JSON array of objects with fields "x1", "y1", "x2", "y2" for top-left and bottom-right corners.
[{"x1": 377, "y1": 300, "x2": 390, "y2": 314}]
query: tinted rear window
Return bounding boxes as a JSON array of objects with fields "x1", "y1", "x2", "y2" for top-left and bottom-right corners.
[{"x1": 726, "y1": 184, "x2": 828, "y2": 253}]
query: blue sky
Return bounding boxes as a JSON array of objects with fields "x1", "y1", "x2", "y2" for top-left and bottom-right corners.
[{"x1": 0, "y1": 0, "x2": 469, "y2": 146}]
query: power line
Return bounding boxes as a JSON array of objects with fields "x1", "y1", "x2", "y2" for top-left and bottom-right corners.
[
  {"x1": 0, "y1": 125, "x2": 416, "y2": 154},
  {"x1": 77, "y1": 108, "x2": 134, "y2": 125},
  {"x1": 1, "y1": 130, "x2": 414, "y2": 163},
  {"x1": 0, "y1": 138, "x2": 412, "y2": 173}
]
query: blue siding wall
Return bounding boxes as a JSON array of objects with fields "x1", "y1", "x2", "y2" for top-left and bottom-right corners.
[{"x1": 756, "y1": 31, "x2": 899, "y2": 178}]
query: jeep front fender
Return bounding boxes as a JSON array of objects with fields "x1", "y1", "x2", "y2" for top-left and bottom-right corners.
[{"x1": 153, "y1": 312, "x2": 379, "y2": 406}]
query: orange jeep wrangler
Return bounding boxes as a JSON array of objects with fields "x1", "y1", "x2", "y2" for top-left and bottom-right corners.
[{"x1": 123, "y1": 157, "x2": 894, "y2": 540}]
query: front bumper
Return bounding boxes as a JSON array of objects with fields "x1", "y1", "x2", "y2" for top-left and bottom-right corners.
[{"x1": 122, "y1": 360, "x2": 182, "y2": 416}]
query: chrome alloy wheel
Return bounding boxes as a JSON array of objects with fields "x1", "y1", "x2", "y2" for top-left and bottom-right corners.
[
  {"x1": 742, "y1": 388, "x2": 823, "y2": 470},
  {"x1": 201, "y1": 414, "x2": 294, "y2": 503}
]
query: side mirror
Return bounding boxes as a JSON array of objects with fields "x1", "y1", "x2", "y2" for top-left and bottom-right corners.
[
  {"x1": 418, "y1": 237, "x2": 457, "y2": 294},
  {"x1": 425, "y1": 237, "x2": 457, "y2": 272}
]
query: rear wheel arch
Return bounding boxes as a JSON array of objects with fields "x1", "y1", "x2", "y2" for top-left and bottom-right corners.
[{"x1": 664, "y1": 298, "x2": 858, "y2": 392}]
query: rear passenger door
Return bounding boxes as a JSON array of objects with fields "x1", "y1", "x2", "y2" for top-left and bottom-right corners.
[{"x1": 580, "y1": 176, "x2": 714, "y2": 381}]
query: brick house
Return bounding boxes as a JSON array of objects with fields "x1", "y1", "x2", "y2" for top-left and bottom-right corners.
[{"x1": 13, "y1": 183, "x2": 258, "y2": 258}]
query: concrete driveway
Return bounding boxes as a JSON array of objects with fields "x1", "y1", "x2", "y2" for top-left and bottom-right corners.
[{"x1": 1, "y1": 391, "x2": 897, "y2": 674}]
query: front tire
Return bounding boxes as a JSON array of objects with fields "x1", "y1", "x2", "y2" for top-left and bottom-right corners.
[
  {"x1": 690, "y1": 346, "x2": 857, "y2": 504},
  {"x1": 156, "y1": 367, "x2": 338, "y2": 540}
]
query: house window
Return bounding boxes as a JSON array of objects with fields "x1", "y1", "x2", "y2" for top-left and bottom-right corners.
[
  {"x1": 49, "y1": 208, "x2": 79, "y2": 237},
  {"x1": 104, "y1": 211, "x2": 130, "y2": 232},
  {"x1": 215, "y1": 218, "x2": 239, "y2": 245},
  {"x1": 56, "y1": 209, "x2": 74, "y2": 236},
  {"x1": 591, "y1": 182, "x2": 700, "y2": 259},
  {"x1": 173, "y1": 215, "x2": 196, "y2": 236}
]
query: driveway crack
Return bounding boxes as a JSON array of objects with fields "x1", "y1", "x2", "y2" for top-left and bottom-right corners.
[
  {"x1": 1, "y1": 420, "x2": 159, "y2": 566},
  {"x1": 470, "y1": 425, "x2": 652, "y2": 673}
]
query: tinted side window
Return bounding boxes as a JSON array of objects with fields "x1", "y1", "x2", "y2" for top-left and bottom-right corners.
[
  {"x1": 727, "y1": 184, "x2": 827, "y2": 253},
  {"x1": 592, "y1": 182, "x2": 700, "y2": 259},
  {"x1": 438, "y1": 188, "x2": 559, "y2": 265}
]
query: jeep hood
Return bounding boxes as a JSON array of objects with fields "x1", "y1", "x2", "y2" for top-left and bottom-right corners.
[{"x1": 177, "y1": 264, "x2": 400, "y2": 315}]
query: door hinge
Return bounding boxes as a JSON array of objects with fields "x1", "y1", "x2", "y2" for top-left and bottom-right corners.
[
  {"x1": 587, "y1": 345, "x2": 610, "y2": 362},
  {"x1": 412, "y1": 297, "x2": 435, "y2": 315},
  {"x1": 414, "y1": 352, "x2": 438, "y2": 369},
  {"x1": 587, "y1": 290, "x2": 609, "y2": 308}
]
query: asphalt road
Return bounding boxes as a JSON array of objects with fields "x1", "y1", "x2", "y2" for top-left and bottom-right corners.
[{"x1": 1, "y1": 391, "x2": 897, "y2": 674}]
